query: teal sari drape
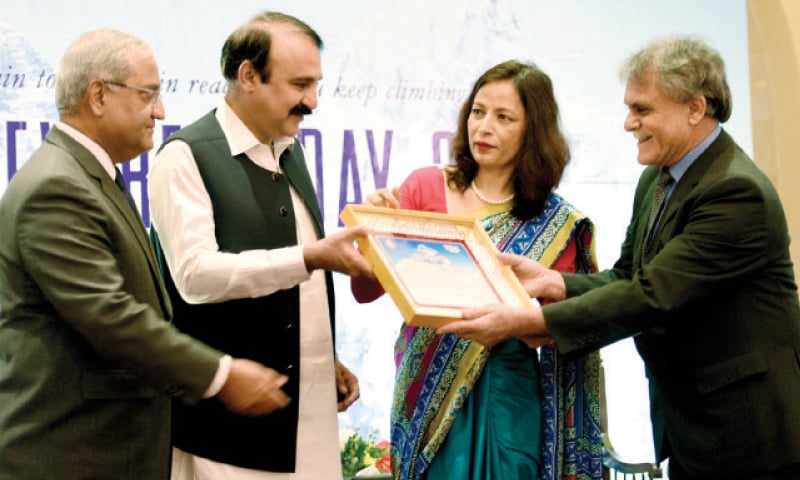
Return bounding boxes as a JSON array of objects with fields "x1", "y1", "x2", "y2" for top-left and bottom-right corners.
[
  {"x1": 391, "y1": 194, "x2": 603, "y2": 480},
  {"x1": 426, "y1": 338, "x2": 542, "y2": 479}
]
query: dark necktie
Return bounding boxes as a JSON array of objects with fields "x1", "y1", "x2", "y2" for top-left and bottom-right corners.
[
  {"x1": 114, "y1": 166, "x2": 139, "y2": 215},
  {"x1": 643, "y1": 168, "x2": 674, "y2": 255}
]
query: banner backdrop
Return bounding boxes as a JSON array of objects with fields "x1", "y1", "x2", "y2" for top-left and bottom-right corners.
[{"x1": 1, "y1": 0, "x2": 749, "y2": 460}]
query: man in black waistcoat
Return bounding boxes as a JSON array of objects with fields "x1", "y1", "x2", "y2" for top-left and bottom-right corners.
[{"x1": 148, "y1": 11, "x2": 373, "y2": 480}]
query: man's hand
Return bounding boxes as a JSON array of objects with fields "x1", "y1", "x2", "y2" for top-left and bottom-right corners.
[
  {"x1": 437, "y1": 303, "x2": 552, "y2": 348},
  {"x1": 346, "y1": 187, "x2": 402, "y2": 301},
  {"x1": 216, "y1": 358, "x2": 291, "y2": 416},
  {"x1": 497, "y1": 252, "x2": 566, "y2": 301},
  {"x1": 335, "y1": 360, "x2": 359, "y2": 412},
  {"x1": 363, "y1": 187, "x2": 401, "y2": 209},
  {"x1": 303, "y1": 225, "x2": 373, "y2": 278}
]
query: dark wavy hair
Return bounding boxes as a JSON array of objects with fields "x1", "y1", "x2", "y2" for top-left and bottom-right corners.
[
  {"x1": 220, "y1": 11, "x2": 322, "y2": 83},
  {"x1": 447, "y1": 60, "x2": 570, "y2": 220}
]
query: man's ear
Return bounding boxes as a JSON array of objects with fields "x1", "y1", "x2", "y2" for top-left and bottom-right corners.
[
  {"x1": 687, "y1": 94, "x2": 707, "y2": 125},
  {"x1": 237, "y1": 60, "x2": 259, "y2": 92},
  {"x1": 86, "y1": 79, "x2": 107, "y2": 115}
]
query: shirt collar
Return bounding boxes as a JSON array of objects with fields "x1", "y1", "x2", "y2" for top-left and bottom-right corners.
[
  {"x1": 55, "y1": 121, "x2": 116, "y2": 180},
  {"x1": 667, "y1": 123, "x2": 722, "y2": 183},
  {"x1": 216, "y1": 101, "x2": 295, "y2": 159}
]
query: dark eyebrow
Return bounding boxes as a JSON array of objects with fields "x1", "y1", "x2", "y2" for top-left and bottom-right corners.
[{"x1": 292, "y1": 75, "x2": 321, "y2": 83}]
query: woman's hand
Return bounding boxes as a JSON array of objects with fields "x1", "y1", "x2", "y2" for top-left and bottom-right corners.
[{"x1": 363, "y1": 187, "x2": 401, "y2": 209}]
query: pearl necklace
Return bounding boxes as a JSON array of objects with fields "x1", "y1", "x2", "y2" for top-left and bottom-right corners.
[{"x1": 470, "y1": 181, "x2": 514, "y2": 205}]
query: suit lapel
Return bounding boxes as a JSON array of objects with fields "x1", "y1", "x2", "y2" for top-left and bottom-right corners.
[
  {"x1": 641, "y1": 130, "x2": 734, "y2": 262},
  {"x1": 46, "y1": 127, "x2": 172, "y2": 317},
  {"x1": 636, "y1": 167, "x2": 661, "y2": 263}
]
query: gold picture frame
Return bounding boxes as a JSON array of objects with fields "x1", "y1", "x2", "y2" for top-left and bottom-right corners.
[{"x1": 341, "y1": 204, "x2": 533, "y2": 328}]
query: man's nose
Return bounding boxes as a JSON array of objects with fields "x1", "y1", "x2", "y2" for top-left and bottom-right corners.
[
  {"x1": 304, "y1": 87, "x2": 318, "y2": 111},
  {"x1": 152, "y1": 97, "x2": 166, "y2": 120},
  {"x1": 623, "y1": 112, "x2": 639, "y2": 131}
]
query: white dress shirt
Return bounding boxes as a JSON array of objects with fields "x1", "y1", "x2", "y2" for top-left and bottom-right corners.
[
  {"x1": 56, "y1": 122, "x2": 117, "y2": 183},
  {"x1": 149, "y1": 102, "x2": 341, "y2": 480}
]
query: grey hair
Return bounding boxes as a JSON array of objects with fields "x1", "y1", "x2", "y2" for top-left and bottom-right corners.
[
  {"x1": 620, "y1": 36, "x2": 732, "y2": 122},
  {"x1": 56, "y1": 29, "x2": 152, "y2": 115}
]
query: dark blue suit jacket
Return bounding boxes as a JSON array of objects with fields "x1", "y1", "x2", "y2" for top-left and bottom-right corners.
[{"x1": 544, "y1": 130, "x2": 800, "y2": 477}]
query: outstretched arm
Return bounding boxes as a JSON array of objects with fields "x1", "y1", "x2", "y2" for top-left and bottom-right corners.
[
  {"x1": 434, "y1": 253, "x2": 565, "y2": 348},
  {"x1": 303, "y1": 225, "x2": 374, "y2": 278},
  {"x1": 437, "y1": 303, "x2": 552, "y2": 348},
  {"x1": 349, "y1": 186, "x2": 403, "y2": 303}
]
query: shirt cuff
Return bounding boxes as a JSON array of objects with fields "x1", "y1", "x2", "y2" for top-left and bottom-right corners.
[
  {"x1": 284, "y1": 244, "x2": 313, "y2": 278},
  {"x1": 203, "y1": 354, "x2": 232, "y2": 398}
]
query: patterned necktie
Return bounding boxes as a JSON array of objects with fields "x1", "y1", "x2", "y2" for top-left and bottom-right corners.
[
  {"x1": 114, "y1": 166, "x2": 139, "y2": 214},
  {"x1": 643, "y1": 168, "x2": 674, "y2": 255}
]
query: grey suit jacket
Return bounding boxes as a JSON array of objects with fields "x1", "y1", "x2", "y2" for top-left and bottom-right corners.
[
  {"x1": 0, "y1": 126, "x2": 223, "y2": 480},
  {"x1": 543, "y1": 130, "x2": 800, "y2": 477}
]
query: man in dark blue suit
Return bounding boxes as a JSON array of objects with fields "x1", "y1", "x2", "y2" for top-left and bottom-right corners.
[{"x1": 440, "y1": 36, "x2": 800, "y2": 480}]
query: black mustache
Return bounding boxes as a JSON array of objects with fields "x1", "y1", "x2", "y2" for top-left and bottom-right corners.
[{"x1": 290, "y1": 104, "x2": 312, "y2": 116}]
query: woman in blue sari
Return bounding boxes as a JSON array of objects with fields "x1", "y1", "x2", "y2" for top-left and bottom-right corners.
[{"x1": 353, "y1": 60, "x2": 602, "y2": 480}]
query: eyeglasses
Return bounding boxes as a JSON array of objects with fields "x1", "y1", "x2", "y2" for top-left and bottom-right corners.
[{"x1": 103, "y1": 80, "x2": 162, "y2": 107}]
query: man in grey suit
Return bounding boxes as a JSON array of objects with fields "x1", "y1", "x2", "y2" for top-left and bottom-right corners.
[
  {"x1": 439, "y1": 37, "x2": 800, "y2": 479},
  {"x1": 0, "y1": 29, "x2": 293, "y2": 480}
]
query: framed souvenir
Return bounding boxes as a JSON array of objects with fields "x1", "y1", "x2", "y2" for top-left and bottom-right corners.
[{"x1": 341, "y1": 204, "x2": 533, "y2": 327}]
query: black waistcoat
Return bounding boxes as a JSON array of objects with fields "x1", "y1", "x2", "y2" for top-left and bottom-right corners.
[{"x1": 150, "y1": 110, "x2": 335, "y2": 472}]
